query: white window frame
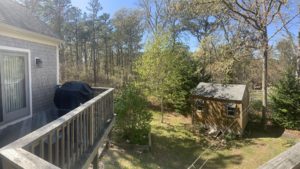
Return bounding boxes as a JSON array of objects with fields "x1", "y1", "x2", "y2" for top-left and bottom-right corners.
[
  {"x1": 0, "y1": 46, "x2": 32, "y2": 130},
  {"x1": 56, "y1": 44, "x2": 60, "y2": 84}
]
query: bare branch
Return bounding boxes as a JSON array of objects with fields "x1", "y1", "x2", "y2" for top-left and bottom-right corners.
[{"x1": 221, "y1": 0, "x2": 261, "y2": 30}]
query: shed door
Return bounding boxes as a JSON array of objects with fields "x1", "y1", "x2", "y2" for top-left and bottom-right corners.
[{"x1": 0, "y1": 50, "x2": 30, "y2": 125}]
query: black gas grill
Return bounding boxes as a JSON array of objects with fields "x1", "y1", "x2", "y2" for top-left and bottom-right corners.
[{"x1": 54, "y1": 81, "x2": 94, "y2": 117}]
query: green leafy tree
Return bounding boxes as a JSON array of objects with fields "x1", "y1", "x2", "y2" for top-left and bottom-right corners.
[
  {"x1": 115, "y1": 84, "x2": 152, "y2": 144},
  {"x1": 134, "y1": 33, "x2": 198, "y2": 122},
  {"x1": 270, "y1": 69, "x2": 300, "y2": 130}
]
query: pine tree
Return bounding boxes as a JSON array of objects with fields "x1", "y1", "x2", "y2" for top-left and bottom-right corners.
[{"x1": 270, "y1": 68, "x2": 300, "y2": 130}]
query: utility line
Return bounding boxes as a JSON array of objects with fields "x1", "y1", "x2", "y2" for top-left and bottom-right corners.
[{"x1": 187, "y1": 105, "x2": 252, "y2": 169}]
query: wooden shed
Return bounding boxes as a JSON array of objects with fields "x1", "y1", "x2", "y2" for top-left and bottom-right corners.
[{"x1": 191, "y1": 82, "x2": 249, "y2": 135}]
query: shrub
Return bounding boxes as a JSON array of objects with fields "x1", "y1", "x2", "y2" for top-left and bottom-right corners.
[
  {"x1": 270, "y1": 68, "x2": 300, "y2": 130},
  {"x1": 251, "y1": 100, "x2": 263, "y2": 112},
  {"x1": 115, "y1": 84, "x2": 152, "y2": 144}
]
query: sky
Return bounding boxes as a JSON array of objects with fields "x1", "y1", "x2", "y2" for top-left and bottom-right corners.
[
  {"x1": 71, "y1": 0, "x2": 300, "y2": 51},
  {"x1": 71, "y1": 0, "x2": 138, "y2": 14}
]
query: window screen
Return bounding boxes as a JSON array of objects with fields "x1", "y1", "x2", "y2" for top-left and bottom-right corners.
[
  {"x1": 195, "y1": 99, "x2": 205, "y2": 111},
  {"x1": 226, "y1": 103, "x2": 237, "y2": 117}
]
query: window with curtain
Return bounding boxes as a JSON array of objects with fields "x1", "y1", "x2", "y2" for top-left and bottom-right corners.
[{"x1": 0, "y1": 52, "x2": 26, "y2": 116}]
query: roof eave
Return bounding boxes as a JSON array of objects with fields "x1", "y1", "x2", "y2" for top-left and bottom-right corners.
[
  {"x1": 0, "y1": 22, "x2": 63, "y2": 46},
  {"x1": 191, "y1": 95, "x2": 243, "y2": 103}
]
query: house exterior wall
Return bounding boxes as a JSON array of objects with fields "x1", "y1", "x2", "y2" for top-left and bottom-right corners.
[
  {"x1": 0, "y1": 35, "x2": 57, "y2": 114},
  {"x1": 193, "y1": 96, "x2": 247, "y2": 134}
]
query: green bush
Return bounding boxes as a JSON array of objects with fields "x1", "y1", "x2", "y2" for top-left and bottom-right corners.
[
  {"x1": 251, "y1": 100, "x2": 263, "y2": 111},
  {"x1": 270, "y1": 68, "x2": 300, "y2": 130},
  {"x1": 115, "y1": 84, "x2": 152, "y2": 144}
]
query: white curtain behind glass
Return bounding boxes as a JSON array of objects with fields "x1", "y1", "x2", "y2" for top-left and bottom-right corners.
[{"x1": 0, "y1": 55, "x2": 26, "y2": 113}]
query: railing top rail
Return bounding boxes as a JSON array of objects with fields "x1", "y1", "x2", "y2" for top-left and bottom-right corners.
[
  {"x1": 1, "y1": 148, "x2": 60, "y2": 169},
  {"x1": 0, "y1": 87, "x2": 114, "y2": 150},
  {"x1": 258, "y1": 142, "x2": 300, "y2": 169}
]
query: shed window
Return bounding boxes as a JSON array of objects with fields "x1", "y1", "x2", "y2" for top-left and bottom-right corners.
[
  {"x1": 195, "y1": 99, "x2": 205, "y2": 111},
  {"x1": 226, "y1": 103, "x2": 237, "y2": 117}
]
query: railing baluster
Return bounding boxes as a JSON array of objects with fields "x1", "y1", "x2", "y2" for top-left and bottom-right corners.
[
  {"x1": 55, "y1": 129, "x2": 59, "y2": 166},
  {"x1": 48, "y1": 132, "x2": 53, "y2": 163},
  {"x1": 61, "y1": 126, "x2": 65, "y2": 168},
  {"x1": 80, "y1": 113, "x2": 84, "y2": 155},
  {"x1": 83, "y1": 111, "x2": 87, "y2": 151},
  {"x1": 105, "y1": 96, "x2": 108, "y2": 122},
  {"x1": 31, "y1": 143, "x2": 35, "y2": 154},
  {"x1": 66, "y1": 122, "x2": 71, "y2": 169},
  {"x1": 71, "y1": 119, "x2": 75, "y2": 164},
  {"x1": 111, "y1": 92, "x2": 113, "y2": 117},
  {"x1": 76, "y1": 116, "x2": 80, "y2": 159},
  {"x1": 101, "y1": 99, "x2": 104, "y2": 132},
  {"x1": 95, "y1": 102, "x2": 99, "y2": 137},
  {"x1": 40, "y1": 139, "x2": 44, "y2": 159},
  {"x1": 90, "y1": 105, "x2": 94, "y2": 146},
  {"x1": 85, "y1": 107, "x2": 91, "y2": 149},
  {"x1": 86, "y1": 110, "x2": 89, "y2": 148}
]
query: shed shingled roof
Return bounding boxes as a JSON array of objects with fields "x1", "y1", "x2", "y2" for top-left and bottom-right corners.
[
  {"x1": 192, "y1": 82, "x2": 247, "y2": 101},
  {"x1": 0, "y1": 0, "x2": 60, "y2": 39}
]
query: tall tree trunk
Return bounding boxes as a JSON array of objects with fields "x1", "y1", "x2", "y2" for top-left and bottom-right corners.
[
  {"x1": 111, "y1": 50, "x2": 115, "y2": 76},
  {"x1": 93, "y1": 52, "x2": 97, "y2": 85},
  {"x1": 76, "y1": 38, "x2": 79, "y2": 69},
  {"x1": 60, "y1": 45, "x2": 65, "y2": 82},
  {"x1": 160, "y1": 97, "x2": 164, "y2": 123},
  {"x1": 297, "y1": 32, "x2": 300, "y2": 78},
  {"x1": 93, "y1": 22, "x2": 97, "y2": 86},
  {"x1": 84, "y1": 42, "x2": 88, "y2": 74},
  {"x1": 262, "y1": 29, "x2": 268, "y2": 125},
  {"x1": 105, "y1": 37, "x2": 109, "y2": 82}
]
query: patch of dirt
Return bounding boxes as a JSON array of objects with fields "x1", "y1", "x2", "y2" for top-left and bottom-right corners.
[{"x1": 282, "y1": 129, "x2": 300, "y2": 139}]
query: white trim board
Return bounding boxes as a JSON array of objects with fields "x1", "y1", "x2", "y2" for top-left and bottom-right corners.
[
  {"x1": 0, "y1": 46, "x2": 33, "y2": 130},
  {"x1": 0, "y1": 23, "x2": 62, "y2": 47},
  {"x1": 56, "y1": 44, "x2": 60, "y2": 85}
]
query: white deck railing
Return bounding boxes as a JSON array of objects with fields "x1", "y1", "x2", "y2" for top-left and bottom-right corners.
[{"x1": 0, "y1": 87, "x2": 115, "y2": 169}]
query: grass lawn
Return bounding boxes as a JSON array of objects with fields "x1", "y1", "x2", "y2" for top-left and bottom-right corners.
[{"x1": 101, "y1": 111, "x2": 299, "y2": 169}]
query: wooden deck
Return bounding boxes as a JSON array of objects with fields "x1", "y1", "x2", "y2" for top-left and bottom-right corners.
[
  {"x1": 258, "y1": 142, "x2": 300, "y2": 169},
  {"x1": 0, "y1": 87, "x2": 115, "y2": 169}
]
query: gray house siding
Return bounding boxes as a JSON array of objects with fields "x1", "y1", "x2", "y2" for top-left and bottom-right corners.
[{"x1": 0, "y1": 35, "x2": 57, "y2": 114}]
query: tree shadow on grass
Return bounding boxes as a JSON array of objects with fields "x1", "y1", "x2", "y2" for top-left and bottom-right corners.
[
  {"x1": 218, "y1": 121, "x2": 285, "y2": 151},
  {"x1": 201, "y1": 153, "x2": 243, "y2": 169},
  {"x1": 103, "y1": 133, "x2": 247, "y2": 169},
  {"x1": 104, "y1": 120, "x2": 285, "y2": 169},
  {"x1": 244, "y1": 121, "x2": 285, "y2": 139},
  {"x1": 147, "y1": 132, "x2": 245, "y2": 169}
]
